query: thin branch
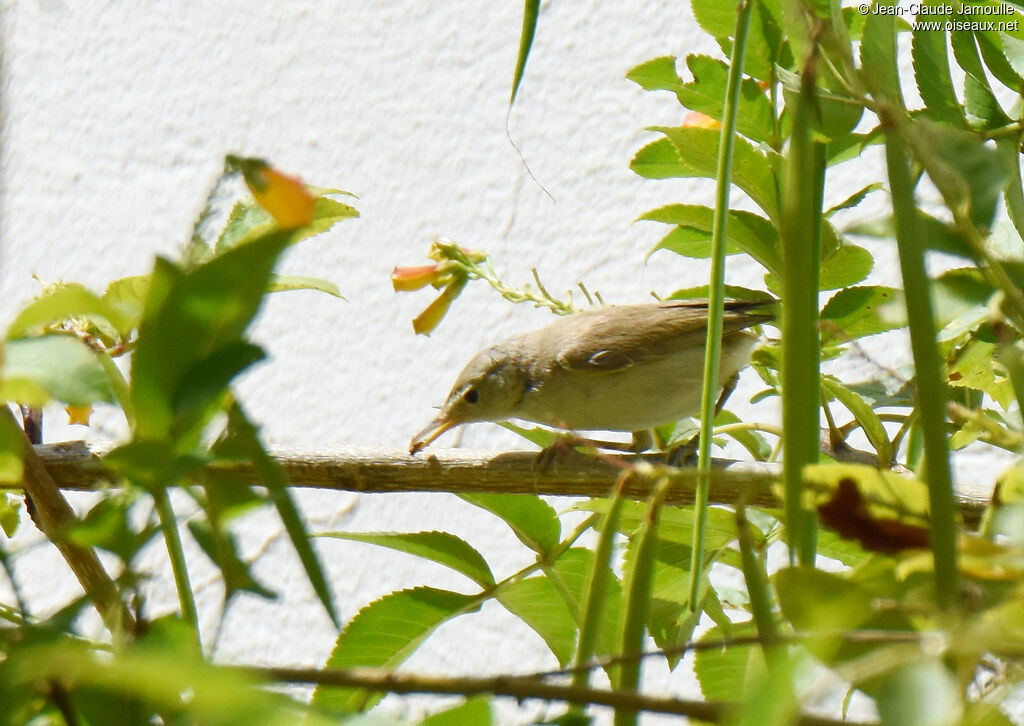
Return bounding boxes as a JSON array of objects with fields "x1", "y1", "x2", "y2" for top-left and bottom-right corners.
[
  {"x1": 17, "y1": 442, "x2": 994, "y2": 527},
  {"x1": 7, "y1": 412, "x2": 135, "y2": 637},
  {"x1": 248, "y1": 664, "x2": 873, "y2": 726}
]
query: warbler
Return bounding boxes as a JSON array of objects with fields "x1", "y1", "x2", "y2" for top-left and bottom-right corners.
[{"x1": 410, "y1": 299, "x2": 773, "y2": 454}]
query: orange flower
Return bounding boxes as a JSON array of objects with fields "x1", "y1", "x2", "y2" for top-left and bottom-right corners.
[
  {"x1": 230, "y1": 156, "x2": 316, "y2": 228},
  {"x1": 412, "y1": 278, "x2": 468, "y2": 336},
  {"x1": 391, "y1": 264, "x2": 448, "y2": 292},
  {"x1": 682, "y1": 111, "x2": 721, "y2": 129},
  {"x1": 65, "y1": 404, "x2": 92, "y2": 426}
]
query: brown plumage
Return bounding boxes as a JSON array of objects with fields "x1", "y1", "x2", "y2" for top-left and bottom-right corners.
[{"x1": 411, "y1": 299, "x2": 773, "y2": 453}]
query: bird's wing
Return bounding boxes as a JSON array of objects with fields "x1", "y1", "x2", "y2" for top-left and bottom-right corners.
[{"x1": 553, "y1": 300, "x2": 770, "y2": 373}]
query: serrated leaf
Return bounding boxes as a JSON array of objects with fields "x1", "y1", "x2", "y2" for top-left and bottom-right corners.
[
  {"x1": 912, "y1": 3, "x2": 966, "y2": 125},
  {"x1": 641, "y1": 204, "x2": 782, "y2": 277},
  {"x1": 419, "y1": 697, "x2": 493, "y2": 726},
  {"x1": 818, "y1": 242, "x2": 874, "y2": 290},
  {"x1": 675, "y1": 55, "x2": 775, "y2": 143},
  {"x1": 215, "y1": 196, "x2": 358, "y2": 255},
  {"x1": 321, "y1": 531, "x2": 495, "y2": 588},
  {"x1": 695, "y1": 621, "x2": 764, "y2": 701},
  {"x1": 820, "y1": 285, "x2": 905, "y2": 346},
  {"x1": 497, "y1": 574, "x2": 576, "y2": 666},
  {"x1": 7, "y1": 283, "x2": 135, "y2": 340},
  {"x1": 630, "y1": 137, "x2": 691, "y2": 179},
  {"x1": 459, "y1": 493, "x2": 559, "y2": 554},
  {"x1": 1, "y1": 336, "x2": 115, "y2": 406},
  {"x1": 825, "y1": 182, "x2": 883, "y2": 217},
  {"x1": 267, "y1": 274, "x2": 344, "y2": 298},
  {"x1": 951, "y1": 28, "x2": 1011, "y2": 129},
  {"x1": 654, "y1": 125, "x2": 781, "y2": 219},
  {"x1": 626, "y1": 55, "x2": 684, "y2": 93},
  {"x1": 313, "y1": 587, "x2": 478, "y2": 713},
  {"x1": 999, "y1": 29, "x2": 1024, "y2": 77},
  {"x1": 860, "y1": 0, "x2": 903, "y2": 104}
]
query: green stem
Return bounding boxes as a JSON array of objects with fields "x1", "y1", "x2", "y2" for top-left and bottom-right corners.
[
  {"x1": 153, "y1": 487, "x2": 200, "y2": 642},
  {"x1": 884, "y1": 128, "x2": 958, "y2": 606},
  {"x1": 736, "y1": 506, "x2": 783, "y2": 669},
  {"x1": 570, "y1": 475, "x2": 629, "y2": 702},
  {"x1": 690, "y1": 0, "x2": 755, "y2": 611},
  {"x1": 614, "y1": 477, "x2": 672, "y2": 726},
  {"x1": 780, "y1": 48, "x2": 825, "y2": 566}
]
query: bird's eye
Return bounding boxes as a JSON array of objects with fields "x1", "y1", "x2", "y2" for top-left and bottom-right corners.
[{"x1": 463, "y1": 387, "x2": 480, "y2": 404}]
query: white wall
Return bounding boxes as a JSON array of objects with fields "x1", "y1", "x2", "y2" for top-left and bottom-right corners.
[{"x1": 0, "y1": 2, "x2": 1013, "y2": 723}]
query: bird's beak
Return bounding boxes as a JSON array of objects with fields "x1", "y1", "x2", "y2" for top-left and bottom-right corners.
[{"x1": 409, "y1": 415, "x2": 460, "y2": 455}]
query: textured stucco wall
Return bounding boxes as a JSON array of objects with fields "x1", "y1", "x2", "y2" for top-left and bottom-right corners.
[{"x1": 0, "y1": 2, "x2": 1014, "y2": 723}]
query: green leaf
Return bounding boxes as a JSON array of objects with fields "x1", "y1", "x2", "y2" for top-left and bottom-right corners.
[
  {"x1": 459, "y1": 493, "x2": 559, "y2": 555},
  {"x1": 0, "y1": 411, "x2": 25, "y2": 486},
  {"x1": 1, "y1": 336, "x2": 115, "y2": 406},
  {"x1": 654, "y1": 125, "x2": 781, "y2": 219},
  {"x1": 821, "y1": 375, "x2": 894, "y2": 464},
  {"x1": 775, "y1": 567, "x2": 914, "y2": 670},
  {"x1": 314, "y1": 587, "x2": 478, "y2": 713},
  {"x1": 187, "y1": 519, "x2": 276, "y2": 600},
  {"x1": 641, "y1": 204, "x2": 782, "y2": 277},
  {"x1": 777, "y1": 66, "x2": 864, "y2": 142},
  {"x1": 911, "y1": 3, "x2": 966, "y2": 125},
  {"x1": 951, "y1": 28, "x2": 1010, "y2": 129},
  {"x1": 818, "y1": 242, "x2": 874, "y2": 290},
  {"x1": 907, "y1": 118, "x2": 1010, "y2": 229},
  {"x1": 626, "y1": 55, "x2": 684, "y2": 93},
  {"x1": 510, "y1": 0, "x2": 541, "y2": 104},
  {"x1": 999, "y1": 29, "x2": 1024, "y2": 78},
  {"x1": 7, "y1": 283, "x2": 135, "y2": 340},
  {"x1": 497, "y1": 574, "x2": 576, "y2": 666},
  {"x1": 320, "y1": 531, "x2": 495, "y2": 588},
  {"x1": 976, "y1": 27, "x2": 1024, "y2": 90},
  {"x1": 630, "y1": 137, "x2": 690, "y2": 179},
  {"x1": 267, "y1": 274, "x2": 344, "y2": 298},
  {"x1": 0, "y1": 493, "x2": 21, "y2": 537},
  {"x1": 221, "y1": 404, "x2": 340, "y2": 628},
  {"x1": 675, "y1": 55, "x2": 775, "y2": 143},
  {"x1": 947, "y1": 336, "x2": 1016, "y2": 409},
  {"x1": 825, "y1": 182, "x2": 883, "y2": 217},
  {"x1": 998, "y1": 137, "x2": 1024, "y2": 245},
  {"x1": 876, "y1": 661, "x2": 961, "y2": 726},
  {"x1": 555, "y1": 546, "x2": 622, "y2": 660},
  {"x1": 860, "y1": 0, "x2": 903, "y2": 104},
  {"x1": 131, "y1": 232, "x2": 290, "y2": 440},
  {"x1": 172, "y1": 342, "x2": 267, "y2": 424},
  {"x1": 69, "y1": 494, "x2": 160, "y2": 565},
  {"x1": 692, "y1": 0, "x2": 780, "y2": 81},
  {"x1": 419, "y1": 698, "x2": 493, "y2": 726},
  {"x1": 214, "y1": 196, "x2": 358, "y2": 255},
  {"x1": 694, "y1": 621, "x2": 764, "y2": 701},
  {"x1": 820, "y1": 285, "x2": 905, "y2": 346},
  {"x1": 715, "y1": 408, "x2": 771, "y2": 461}
]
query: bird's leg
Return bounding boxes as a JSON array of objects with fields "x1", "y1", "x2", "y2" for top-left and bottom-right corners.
[{"x1": 715, "y1": 371, "x2": 740, "y2": 417}]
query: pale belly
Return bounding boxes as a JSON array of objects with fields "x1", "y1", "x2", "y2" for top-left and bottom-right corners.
[{"x1": 513, "y1": 333, "x2": 759, "y2": 432}]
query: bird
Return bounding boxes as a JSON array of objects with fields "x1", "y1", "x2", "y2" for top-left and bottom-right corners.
[{"x1": 410, "y1": 299, "x2": 774, "y2": 454}]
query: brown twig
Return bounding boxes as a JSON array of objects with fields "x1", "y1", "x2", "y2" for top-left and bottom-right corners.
[{"x1": 7, "y1": 413, "x2": 135, "y2": 637}]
